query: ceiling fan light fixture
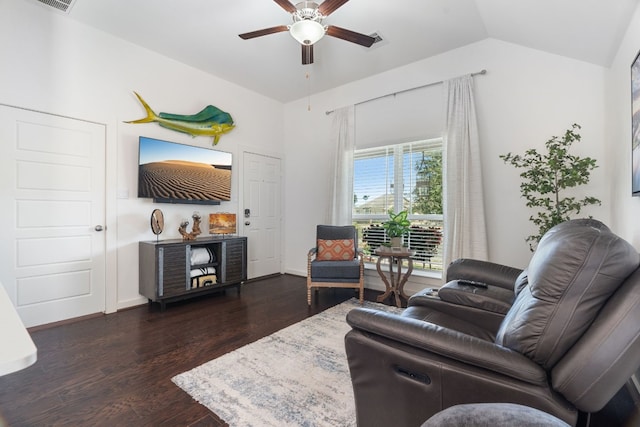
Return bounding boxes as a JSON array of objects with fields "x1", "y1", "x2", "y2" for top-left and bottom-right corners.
[{"x1": 289, "y1": 20, "x2": 325, "y2": 45}]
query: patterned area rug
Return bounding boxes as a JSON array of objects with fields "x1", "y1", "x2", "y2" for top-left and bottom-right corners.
[{"x1": 172, "y1": 298, "x2": 403, "y2": 426}]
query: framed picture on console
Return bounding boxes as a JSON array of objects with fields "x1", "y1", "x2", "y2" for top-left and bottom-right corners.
[
  {"x1": 631, "y1": 49, "x2": 640, "y2": 196},
  {"x1": 209, "y1": 213, "x2": 237, "y2": 235}
]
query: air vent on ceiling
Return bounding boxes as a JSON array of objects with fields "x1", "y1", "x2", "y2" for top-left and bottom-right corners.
[
  {"x1": 369, "y1": 33, "x2": 384, "y2": 44},
  {"x1": 367, "y1": 32, "x2": 388, "y2": 50},
  {"x1": 32, "y1": 0, "x2": 76, "y2": 14}
]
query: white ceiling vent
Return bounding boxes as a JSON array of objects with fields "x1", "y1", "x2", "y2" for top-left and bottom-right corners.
[
  {"x1": 30, "y1": 0, "x2": 76, "y2": 14},
  {"x1": 369, "y1": 33, "x2": 384, "y2": 44},
  {"x1": 367, "y1": 32, "x2": 388, "y2": 50}
]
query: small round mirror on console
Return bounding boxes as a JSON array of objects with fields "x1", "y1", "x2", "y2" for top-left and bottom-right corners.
[{"x1": 150, "y1": 209, "x2": 164, "y2": 237}]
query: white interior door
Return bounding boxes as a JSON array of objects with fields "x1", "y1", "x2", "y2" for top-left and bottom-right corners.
[
  {"x1": 0, "y1": 105, "x2": 106, "y2": 327},
  {"x1": 242, "y1": 152, "x2": 281, "y2": 279}
]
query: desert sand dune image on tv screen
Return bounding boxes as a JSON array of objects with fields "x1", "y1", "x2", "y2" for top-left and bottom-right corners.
[{"x1": 139, "y1": 160, "x2": 231, "y2": 201}]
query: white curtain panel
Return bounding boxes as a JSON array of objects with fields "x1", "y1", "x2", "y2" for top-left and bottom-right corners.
[
  {"x1": 329, "y1": 105, "x2": 355, "y2": 225},
  {"x1": 442, "y1": 75, "x2": 488, "y2": 273}
]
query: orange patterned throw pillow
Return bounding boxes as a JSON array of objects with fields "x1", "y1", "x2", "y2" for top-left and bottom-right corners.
[{"x1": 317, "y1": 239, "x2": 355, "y2": 261}]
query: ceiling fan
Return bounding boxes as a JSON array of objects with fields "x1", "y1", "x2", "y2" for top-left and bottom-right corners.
[{"x1": 238, "y1": 0, "x2": 376, "y2": 65}]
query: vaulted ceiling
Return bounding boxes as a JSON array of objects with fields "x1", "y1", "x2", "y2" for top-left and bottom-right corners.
[{"x1": 46, "y1": 0, "x2": 639, "y2": 102}]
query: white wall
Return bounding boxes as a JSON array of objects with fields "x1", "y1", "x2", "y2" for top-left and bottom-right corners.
[
  {"x1": 1, "y1": 0, "x2": 628, "y2": 309},
  {"x1": 0, "y1": 0, "x2": 284, "y2": 310},
  {"x1": 607, "y1": 5, "x2": 640, "y2": 248},
  {"x1": 283, "y1": 39, "x2": 610, "y2": 293}
]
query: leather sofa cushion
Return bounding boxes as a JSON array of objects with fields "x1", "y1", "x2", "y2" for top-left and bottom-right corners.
[
  {"x1": 402, "y1": 306, "x2": 496, "y2": 341},
  {"x1": 495, "y1": 219, "x2": 640, "y2": 369}
]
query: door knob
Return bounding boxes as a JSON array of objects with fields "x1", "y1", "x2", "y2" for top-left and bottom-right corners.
[
  {"x1": 244, "y1": 221, "x2": 250, "y2": 226},
  {"x1": 95, "y1": 225, "x2": 104, "y2": 232}
]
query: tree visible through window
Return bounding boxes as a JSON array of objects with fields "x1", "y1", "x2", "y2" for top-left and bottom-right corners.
[
  {"x1": 352, "y1": 138, "x2": 444, "y2": 272},
  {"x1": 413, "y1": 150, "x2": 442, "y2": 215}
]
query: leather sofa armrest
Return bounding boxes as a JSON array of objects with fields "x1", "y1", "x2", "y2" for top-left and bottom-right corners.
[
  {"x1": 346, "y1": 308, "x2": 547, "y2": 386},
  {"x1": 437, "y1": 281, "x2": 514, "y2": 314},
  {"x1": 446, "y1": 258, "x2": 523, "y2": 291}
]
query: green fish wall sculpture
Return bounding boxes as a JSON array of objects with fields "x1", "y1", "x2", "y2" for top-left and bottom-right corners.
[{"x1": 125, "y1": 92, "x2": 235, "y2": 145}]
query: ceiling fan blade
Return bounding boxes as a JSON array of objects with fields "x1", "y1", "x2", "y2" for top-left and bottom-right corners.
[
  {"x1": 318, "y1": 0, "x2": 350, "y2": 16},
  {"x1": 326, "y1": 25, "x2": 375, "y2": 47},
  {"x1": 302, "y1": 44, "x2": 314, "y2": 65},
  {"x1": 239, "y1": 25, "x2": 289, "y2": 40},
  {"x1": 273, "y1": 0, "x2": 297, "y2": 13}
]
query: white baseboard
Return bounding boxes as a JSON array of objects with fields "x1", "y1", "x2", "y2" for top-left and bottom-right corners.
[{"x1": 117, "y1": 296, "x2": 148, "y2": 310}]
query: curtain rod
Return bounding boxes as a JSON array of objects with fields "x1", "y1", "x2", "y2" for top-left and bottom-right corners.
[{"x1": 325, "y1": 69, "x2": 487, "y2": 115}]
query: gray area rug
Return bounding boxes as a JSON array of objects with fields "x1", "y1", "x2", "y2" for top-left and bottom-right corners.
[{"x1": 172, "y1": 298, "x2": 403, "y2": 426}]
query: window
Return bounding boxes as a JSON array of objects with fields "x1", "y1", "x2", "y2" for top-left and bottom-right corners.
[{"x1": 352, "y1": 138, "x2": 444, "y2": 272}]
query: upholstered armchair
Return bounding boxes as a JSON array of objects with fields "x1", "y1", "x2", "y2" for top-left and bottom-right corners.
[
  {"x1": 345, "y1": 219, "x2": 640, "y2": 426},
  {"x1": 307, "y1": 225, "x2": 364, "y2": 305}
]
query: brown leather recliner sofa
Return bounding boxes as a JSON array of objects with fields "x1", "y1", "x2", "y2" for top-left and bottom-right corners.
[{"x1": 345, "y1": 219, "x2": 640, "y2": 426}]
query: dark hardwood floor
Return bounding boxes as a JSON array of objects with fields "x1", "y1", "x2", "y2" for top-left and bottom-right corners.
[
  {"x1": 0, "y1": 274, "x2": 369, "y2": 427},
  {"x1": 0, "y1": 274, "x2": 637, "y2": 426}
]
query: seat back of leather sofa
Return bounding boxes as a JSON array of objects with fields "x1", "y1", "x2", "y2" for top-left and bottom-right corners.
[
  {"x1": 495, "y1": 219, "x2": 640, "y2": 370},
  {"x1": 551, "y1": 267, "x2": 640, "y2": 412}
]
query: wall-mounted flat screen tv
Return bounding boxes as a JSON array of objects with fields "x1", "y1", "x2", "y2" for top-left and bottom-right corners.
[{"x1": 138, "y1": 136, "x2": 232, "y2": 205}]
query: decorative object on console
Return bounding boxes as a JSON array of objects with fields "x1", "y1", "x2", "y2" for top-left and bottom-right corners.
[
  {"x1": 209, "y1": 213, "x2": 237, "y2": 235},
  {"x1": 179, "y1": 212, "x2": 202, "y2": 241},
  {"x1": 500, "y1": 124, "x2": 601, "y2": 251},
  {"x1": 238, "y1": 0, "x2": 377, "y2": 65},
  {"x1": 150, "y1": 208, "x2": 164, "y2": 242},
  {"x1": 125, "y1": 92, "x2": 234, "y2": 145}
]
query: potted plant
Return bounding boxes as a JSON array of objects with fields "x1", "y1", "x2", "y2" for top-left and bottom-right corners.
[
  {"x1": 500, "y1": 124, "x2": 601, "y2": 251},
  {"x1": 382, "y1": 210, "x2": 411, "y2": 248}
]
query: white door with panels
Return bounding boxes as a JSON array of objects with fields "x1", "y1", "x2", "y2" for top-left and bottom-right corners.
[
  {"x1": 242, "y1": 152, "x2": 282, "y2": 279},
  {"x1": 0, "y1": 105, "x2": 106, "y2": 327}
]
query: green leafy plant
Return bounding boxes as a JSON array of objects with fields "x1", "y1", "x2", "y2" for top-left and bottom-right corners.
[
  {"x1": 499, "y1": 124, "x2": 601, "y2": 251},
  {"x1": 382, "y1": 210, "x2": 411, "y2": 238}
]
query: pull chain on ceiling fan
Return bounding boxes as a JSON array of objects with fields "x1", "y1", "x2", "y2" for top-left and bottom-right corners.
[{"x1": 239, "y1": 0, "x2": 376, "y2": 65}]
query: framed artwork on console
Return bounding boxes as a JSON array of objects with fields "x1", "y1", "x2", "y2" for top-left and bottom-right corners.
[{"x1": 209, "y1": 213, "x2": 237, "y2": 235}]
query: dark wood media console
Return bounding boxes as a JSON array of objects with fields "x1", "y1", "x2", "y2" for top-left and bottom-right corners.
[{"x1": 139, "y1": 236, "x2": 247, "y2": 310}]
